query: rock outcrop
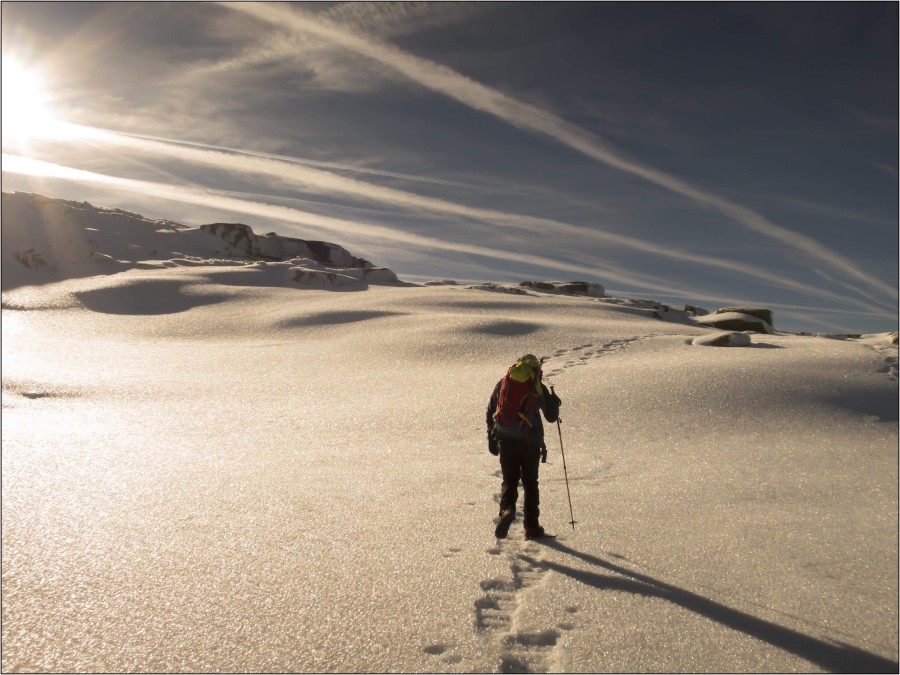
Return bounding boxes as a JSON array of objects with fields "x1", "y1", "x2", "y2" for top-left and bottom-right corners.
[
  {"x1": 518, "y1": 280, "x2": 605, "y2": 297},
  {"x1": 694, "y1": 307, "x2": 774, "y2": 334},
  {"x1": 199, "y1": 222, "x2": 375, "y2": 269},
  {"x1": 2, "y1": 192, "x2": 399, "y2": 290},
  {"x1": 683, "y1": 304, "x2": 709, "y2": 317},
  {"x1": 716, "y1": 306, "x2": 774, "y2": 327}
]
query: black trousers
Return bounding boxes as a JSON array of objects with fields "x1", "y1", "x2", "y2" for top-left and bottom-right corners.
[{"x1": 498, "y1": 438, "x2": 541, "y2": 527}]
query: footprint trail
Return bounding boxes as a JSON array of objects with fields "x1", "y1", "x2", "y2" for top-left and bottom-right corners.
[
  {"x1": 543, "y1": 335, "x2": 651, "y2": 381},
  {"x1": 474, "y1": 534, "x2": 576, "y2": 673}
]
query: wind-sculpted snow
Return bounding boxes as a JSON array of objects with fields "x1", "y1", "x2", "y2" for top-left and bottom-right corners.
[
  {"x1": 1, "y1": 195, "x2": 897, "y2": 672},
  {"x1": 2, "y1": 275, "x2": 896, "y2": 673},
  {"x1": 692, "y1": 331, "x2": 754, "y2": 347}
]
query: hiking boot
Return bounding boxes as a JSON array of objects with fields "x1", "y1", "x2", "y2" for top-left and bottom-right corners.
[
  {"x1": 524, "y1": 525, "x2": 545, "y2": 539},
  {"x1": 495, "y1": 507, "x2": 516, "y2": 539}
]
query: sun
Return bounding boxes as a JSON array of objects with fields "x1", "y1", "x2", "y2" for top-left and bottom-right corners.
[{"x1": 1, "y1": 58, "x2": 69, "y2": 145}]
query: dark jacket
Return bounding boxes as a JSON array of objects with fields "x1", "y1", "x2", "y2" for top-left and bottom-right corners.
[{"x1": 486, "y1": 378, "x2": 560, "y2": 447}]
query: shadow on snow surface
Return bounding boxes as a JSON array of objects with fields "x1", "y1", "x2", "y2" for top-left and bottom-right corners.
[{"x1": 531, "y1": 540, "x2": 898, "y2": 673}]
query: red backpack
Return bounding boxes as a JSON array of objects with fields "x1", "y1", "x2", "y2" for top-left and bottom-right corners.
[{"x1": 493, "y1": 373, "x2": 540, "y2": 438}]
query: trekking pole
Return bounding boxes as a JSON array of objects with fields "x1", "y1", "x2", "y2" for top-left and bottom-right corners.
[{"x1": 550, "y1": 386, "x2": 577, "y2": 531}]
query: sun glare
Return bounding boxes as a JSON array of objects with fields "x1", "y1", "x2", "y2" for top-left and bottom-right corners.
[{"x1": 2, "y1": 58, "x2": 72, "y2": 144}]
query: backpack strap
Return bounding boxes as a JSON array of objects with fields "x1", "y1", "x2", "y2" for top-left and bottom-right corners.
[
  {"x1": 516, "y1": 378, "x2": 540, "y2": 428},
  {"x1": 494, "y1": 374, "x2": 511, "y2": 423}
]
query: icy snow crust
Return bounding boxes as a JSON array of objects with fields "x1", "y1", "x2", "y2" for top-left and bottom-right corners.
[{"x1": 2, "y1": 268, "x2": 898, "y2": 672}]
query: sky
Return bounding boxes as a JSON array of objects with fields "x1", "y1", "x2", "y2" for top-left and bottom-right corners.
[{"x1": 1, "y1": 2, "x2": 897, "y2": 333}]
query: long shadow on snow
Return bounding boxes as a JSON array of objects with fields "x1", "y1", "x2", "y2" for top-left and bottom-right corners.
[
  {"x1": 281, "y1": 310, "x2": 407, "y2": 327},
  {"x1": 74, "y1": 280, "x2": 230, "y2": 315},
  {"x1": 531, "y1": 540, "x2": 897, "y2": 673}
]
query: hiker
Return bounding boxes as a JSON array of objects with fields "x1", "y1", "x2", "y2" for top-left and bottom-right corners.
[{"x1": 486, "y1": 354, "x2": 561, "y2": 539}]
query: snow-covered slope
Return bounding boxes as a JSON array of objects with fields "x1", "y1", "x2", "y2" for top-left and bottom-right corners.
[
  {"x1": 1, "y1": 191, "x2": 398, "y2": 291},
  {"x1": 2, "y1": 196, "x2": 897, "y2": 673}
]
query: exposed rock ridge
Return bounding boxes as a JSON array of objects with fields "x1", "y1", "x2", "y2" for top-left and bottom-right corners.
[
  {"x1": 1, "y1": 192, "x2": 398, "y2": 289},
  {"x1": 199, "y1": 222, "x2": 374, "y2": 269}
]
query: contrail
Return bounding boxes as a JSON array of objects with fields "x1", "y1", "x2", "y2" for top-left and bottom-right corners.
[
  {"x1": 114, "y1": 131, "x2": 473, "y2": 189},
  {"x1": 0, "y1": 154, "x2": 673, "y2": 288},
  {"x1": 221, "y1": 2, "x2": 896, "y2": 303},
  {"x1": 6, "y1": 153, "x2": 893, "y2": 325},
  {"x1": 51, "y1": 121, "x2": 886, "y2": 312}
]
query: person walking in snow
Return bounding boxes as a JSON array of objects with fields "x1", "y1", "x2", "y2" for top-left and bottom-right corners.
[{"x1": 486, "y1": 354, "x2": 560, "y2": 539}]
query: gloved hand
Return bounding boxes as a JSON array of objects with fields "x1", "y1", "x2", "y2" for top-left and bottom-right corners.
[
  {"x1": 488, "y1": 431, "x2": 499, "y2": 456},
  {"x1": 548, "y1": 386, "x2": 561, "y2": 408}
]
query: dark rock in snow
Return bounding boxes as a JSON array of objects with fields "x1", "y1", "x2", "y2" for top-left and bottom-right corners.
[
  {"x1": 200, "y1": 222, "x2": 374, "y2": 269},
  {"x1": 695, "y1": 310, "x2": 774, "y2": 334},
  {"x1": 683, "y1": 304, "x2": 709, "y2": 316},
  {"x1": 716, "y1": 306, "x2": 774, "y2": 327},
  {"x1": 519, "y1": 280, "x2": 605, "y2": 297}
]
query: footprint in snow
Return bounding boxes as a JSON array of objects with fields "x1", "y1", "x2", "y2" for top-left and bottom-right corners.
[
  {"x1": 475, "y1": 543, "x2": 567, "y2": 673},
  {"x1": 422, "y1": 643, "x2": 463, "y2": 665},
  {"x1": 547, "y1": 335, "x2": 653, "y2": 378}
]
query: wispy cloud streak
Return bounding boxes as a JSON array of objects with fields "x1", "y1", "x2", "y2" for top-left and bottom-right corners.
[
  {"x1": 222, "y1": 2, "x2": 895, "y2": 303},
  {"x1": 0, "y1": 154, "x2": 670, "y2": 287},
  {"x1": 116, "y1": 131, "x2": 473, "y2": 188},
  {"x1": 45, "y1": 122, "x2": 886, "y2": 312},
  {"x1": 873, "y1": 162, "x2": 899, "y2": 179}
]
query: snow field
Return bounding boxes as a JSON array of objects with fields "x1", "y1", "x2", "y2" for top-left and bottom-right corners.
[{"x1": 2, "y1": 277, "x2": 897, "y2": 672}]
